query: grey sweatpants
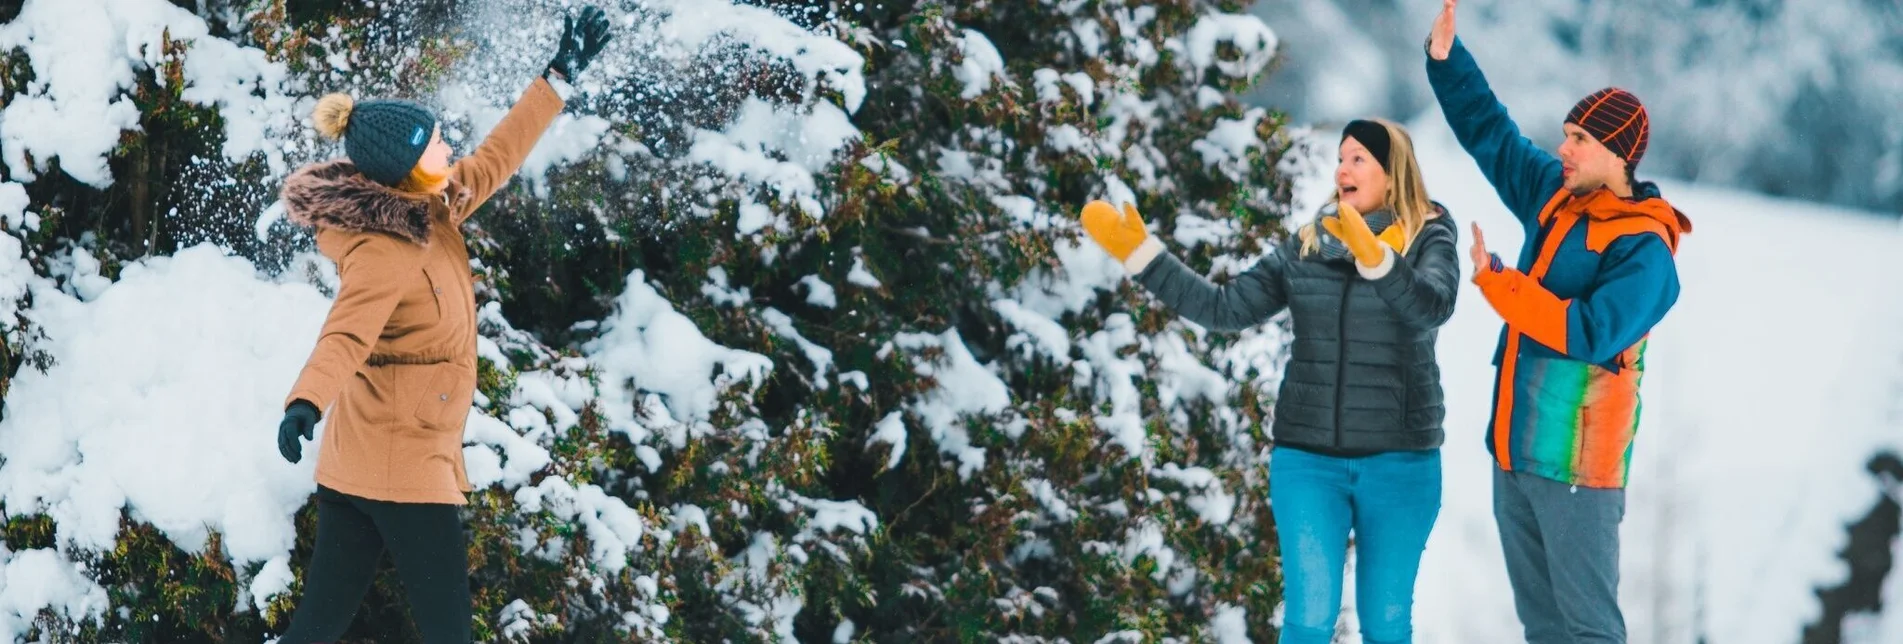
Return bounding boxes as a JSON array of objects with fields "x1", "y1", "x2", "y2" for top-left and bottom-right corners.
[{"x1": 1493, "y1": 466, "x2": 1626, "y2": 644}]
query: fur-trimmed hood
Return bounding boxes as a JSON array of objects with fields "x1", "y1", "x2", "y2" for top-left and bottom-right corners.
[{"x1": 281, "y1": 159, "x2": 438, "y2": 245}]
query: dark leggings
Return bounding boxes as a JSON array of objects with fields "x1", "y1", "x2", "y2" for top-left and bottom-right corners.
[{"x1": 280, "y1": 486, "x2": 471, "y2": 644}]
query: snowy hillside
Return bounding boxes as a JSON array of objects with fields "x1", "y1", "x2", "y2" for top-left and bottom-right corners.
[
  {"x1": 1249, "y1": 0, "x2": 1903, "y2": 216},
  {"x1": 1395, "y1": 118, "x2": 1903, "y2": 644}
]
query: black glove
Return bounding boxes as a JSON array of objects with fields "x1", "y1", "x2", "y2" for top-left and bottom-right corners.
[
  {"x1": 545, "y1": 5, "x2": 613, "y2": 83},
  {"x1": 278, "y1": 400, "x2": 320, "y2": 464}
]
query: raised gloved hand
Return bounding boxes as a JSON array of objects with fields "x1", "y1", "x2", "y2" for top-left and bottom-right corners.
[
  {"x1": 545, "y1": 5, "x2": 613, "y2": 83},
  {"x1": 1470, "y1": 222, "x2": 1504, "y2": 282},
  {"x1": 1319, "y1": 200, "x2": 1389, "y2": 268},
  {"x1": 1079, "y1": 200, "x2": 1150, "y2": 261},
  {"x1": 278, "y1": 400, "x2": 320, "y2": 464}
]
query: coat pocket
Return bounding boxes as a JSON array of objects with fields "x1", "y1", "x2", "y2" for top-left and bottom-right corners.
[
  {"x1": 1510, "y1": 354, "x2": 1593, "y2": 468},
  {"x1": 340, "y1": 363, "x2": 406, "y2": 427},
  {"x1": 420, "y1": 264, "x2": 450, "y2": 321},
  {"x1": 410, "y1": 363, "x2": 476, "y2": 432},
  {"x1": 1575, "y1": 363, "x2": 1643, "y2": 484}
]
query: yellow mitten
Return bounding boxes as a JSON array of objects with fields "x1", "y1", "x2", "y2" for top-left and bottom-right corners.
[
  {"x1": 1319, "y1": 201, "x2": 1399, "y2": 267},
  {"x1": 1079, "y1": 200, "x2": 1149, "y2": 261}
]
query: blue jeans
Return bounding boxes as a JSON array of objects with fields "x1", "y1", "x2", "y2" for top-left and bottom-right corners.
[{"x1": 1270, "y1": 446, "x2": 1442, "y2": 644}]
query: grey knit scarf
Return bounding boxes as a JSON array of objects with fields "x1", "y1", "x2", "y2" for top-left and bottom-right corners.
[{"x1": 1311, "y1": 204, "x2": 1398, "y2": 263}]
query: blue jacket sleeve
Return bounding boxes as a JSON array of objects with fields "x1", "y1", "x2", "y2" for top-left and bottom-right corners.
[
  {"x1": 1427, "y1": 37, "x2": 1566, "y2": 228},
  {"x1": 1565, "y1": 234, "x2": 1680, "y2": 365}
]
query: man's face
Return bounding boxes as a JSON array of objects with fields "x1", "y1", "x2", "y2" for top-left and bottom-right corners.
[{"x1": 1556, "y1": 122, "x2": 1627, "y2": 195}]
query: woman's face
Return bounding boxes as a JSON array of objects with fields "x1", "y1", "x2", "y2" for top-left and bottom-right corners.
[
  {"x1": 416, "y1": 125, "x2": 452, "y2": 176},
  {"x1": 1336, "y1": 136, "x2": 1390, "y2": 214}
]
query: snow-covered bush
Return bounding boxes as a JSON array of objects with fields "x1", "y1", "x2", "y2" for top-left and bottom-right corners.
[{"x1": 0, "y1": 0, "x2": 1304, "y2": 641}]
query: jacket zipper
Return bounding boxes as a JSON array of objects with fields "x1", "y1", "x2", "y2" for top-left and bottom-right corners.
[
  {"x1": 1334, "y1": 276, "x2": 1353, "y2": 449},
  {"x1": 1398, "y1": 250, "x2": 1412, "y2": 428}
]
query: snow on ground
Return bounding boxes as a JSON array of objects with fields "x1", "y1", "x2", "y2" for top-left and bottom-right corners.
[{"x1": 1398, "y1": 115, "x2": 1903, "y2": 644}]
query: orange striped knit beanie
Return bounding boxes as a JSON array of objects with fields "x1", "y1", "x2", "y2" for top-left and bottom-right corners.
[{"x1": 1565, "y1": 87, "x2": 1649, "y2": 169}]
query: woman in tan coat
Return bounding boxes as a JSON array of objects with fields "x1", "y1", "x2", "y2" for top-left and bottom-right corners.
[{"x1": 272, "y1": 7, "x2": 610, "y2": 642}]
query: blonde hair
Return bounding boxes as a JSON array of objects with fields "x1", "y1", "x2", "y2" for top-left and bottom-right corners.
[
  {"x1": 1299, "y1": 118, "x2": 1435, "y2": 257},
  {"x1": 397, "y1": 164, "x2": 450, "y2": 194}
]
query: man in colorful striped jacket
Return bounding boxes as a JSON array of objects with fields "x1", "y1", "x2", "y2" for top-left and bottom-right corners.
[{"x1": 1424, "y1": 1, "x2": 1692, "y2": 642}]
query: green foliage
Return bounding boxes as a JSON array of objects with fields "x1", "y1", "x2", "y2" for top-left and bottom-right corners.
[{"x1": 0, "y1": 0, "x2": 1301, "y2": 641}]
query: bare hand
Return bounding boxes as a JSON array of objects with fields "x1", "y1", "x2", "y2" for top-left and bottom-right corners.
[
  {"x1": 1428, "y1": 0, "x2": 1457, "y2": 61},
  {"x1": 1469, "y1": 222, "x2": 1491, "y2": 279}
]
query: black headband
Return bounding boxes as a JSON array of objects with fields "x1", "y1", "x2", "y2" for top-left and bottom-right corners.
[{"x1": 1342, "y1": 120, "x2": 1392, "y2": 173}]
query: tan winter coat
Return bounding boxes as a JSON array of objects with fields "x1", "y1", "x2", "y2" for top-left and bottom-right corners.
[{"x1": 281, "y1": 78, "x2": 564, "y2": 505}]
